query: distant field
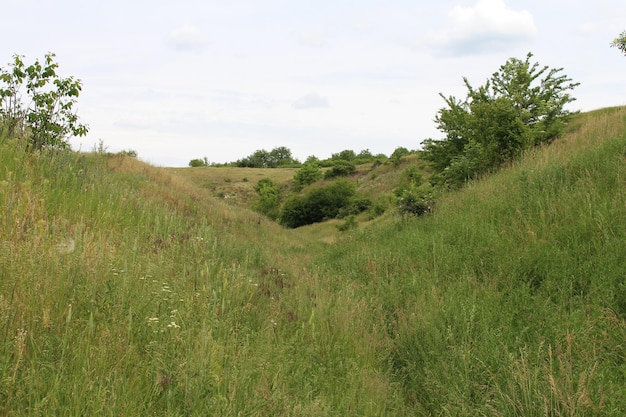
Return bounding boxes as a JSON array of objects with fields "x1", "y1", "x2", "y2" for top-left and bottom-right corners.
[{"x1": 168, "y1": 166, "x2": 298, "y2": 206}]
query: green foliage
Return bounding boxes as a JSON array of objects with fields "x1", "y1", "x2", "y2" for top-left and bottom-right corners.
[
  {"x1": 396, "y1": 187, "x2": 434, "y2": 217},
  {"x1": 280, "y1": 179, "x2": 356, "y2": 228},
  {"x1": 188, "y1": 157, "x2": 209, "y2": 167},
  {"x1": 394, "y1": 165, "x2": 433, "y2": 216},
  {"x1": 368, "y1": 200, "x2": 387, "y2": 219},
  {"x1": 312, "y1": 107, "x2": 626, "y2": 415},
  {"x1": 117, "y1": 149, "x2": 138, "y2": 157},
  {"x1": 1, "y1": 107, "x2": 626, "y2": 416},
  {"x1": 336, "y1": 215, "x2": 358, "y2": 232},
  {"x1": 0, "y1": 53, "x2": 88, "y2": 150},
  {"x1": 423, "y1": 52, "x2": 579, "y2": 188},
  {"x1": 612, "y1": 30, "x2": 626, "y2": 55},
  {"x1": 293, "y1": 162, "x2": 322, "y2": 191},
  {"x1": 318, "y1": 149, "x2": 380, "y2": 167},
  {"x1": 252, "y1": 177, "x2": 282, "y2": 220},
  {"x1": 236, "y1": 146, "x2": 299, "y2": 168},
  {"x1": 389, "y1": 146, "x2": 411, "y2": 166},
  {"x1": 323, "y1": 160, "x2": 356, "y2": 179},
  {"x1": 337, "y1": 196, "x2": 372, "y2": 218},
  {"x1": 331, "y1": 149, "x2": 356, "y2": 161}
]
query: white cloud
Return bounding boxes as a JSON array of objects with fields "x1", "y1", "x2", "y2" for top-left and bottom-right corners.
[
  {"x1": 430, "y1": 0, "x2": 537, "y2": 55},
  {"x1": 292, "y1": 93, "x2": 329, "y2": 109},
  {"x1": 297, "y1": 30, "x2": 329, "y2": 48},
  {"x1": 166, "y1": 24, "x2": 209, "y2": 52}
]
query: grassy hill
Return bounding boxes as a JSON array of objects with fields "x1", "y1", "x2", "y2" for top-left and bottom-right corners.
[{"x1": 1, "y1": 106, "x2": 626, "y2": 415}]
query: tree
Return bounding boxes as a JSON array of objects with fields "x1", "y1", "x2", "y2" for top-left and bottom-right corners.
[
  {"x1": 268, "y1": 146, "x2": 299, "y2": 167},
  {"x1": 0, "y1": 53, "x2": 88, "y2": 149},
  {"x1": 236, "y1": 146, "x2": 298, "y2": 167},
  {"x1": 293, "y1": 162, "x2": 322, "y2": 191},
  {"x1": 422, "y1": 53, "x2": 578, "y2": 188},
  {"x1": 189, "y1": 157, "x2": 209, "y2": 167},
  {"x1": 331, "y1": 149, "x2": 356, "y2": 161},
  {"x1": 612, "y1": 31, "x2": 626, "y2": 55},
  {"x1": 389, "y1": 146, "x2": 411, "y2": 166}
]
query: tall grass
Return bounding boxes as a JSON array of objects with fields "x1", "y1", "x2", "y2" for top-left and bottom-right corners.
[
  {"x1": 1, "y1": 106, "x2": 625, "y2": 415},
  {"x1": 312, "y1": 106, "x2": 626, "y2": 415},
  {"x1": 0, "y1": 131, "x2": 409, "y2": 415}
]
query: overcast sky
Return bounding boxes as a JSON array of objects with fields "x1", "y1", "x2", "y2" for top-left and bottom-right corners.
[{"x1": 1, "y1": 0, "x2": 624, "y2": 166}]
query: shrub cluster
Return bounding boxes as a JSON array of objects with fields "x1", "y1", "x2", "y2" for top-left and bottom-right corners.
[{"x1": 280, "y1": 179, "x2": 359, "y2": 228}]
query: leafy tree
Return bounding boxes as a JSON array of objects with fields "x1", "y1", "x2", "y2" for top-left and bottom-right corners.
[
  {"x1": 236, "y1": 146, "x2": 298, "y2": 167},
  {"x1": 293, "y1": 162, "x2": 322, "y2": 191},
  {"x1": 268, "y1": 146, "x2": 299, "y2": 167},
  {"x1": 389, "y1": 146, "x2": 411, "y2": 166},
  {"x1": 331, "y1": 149, "x2": 356, "y2": 161},
  {"x1": 305, "y1": 155, "x2": 320, "y2": 164},
  {"x1": 0, "y1": 53, "x2": 88, "y2": 150},
  {"x1": 422, "y1": 53, "x2": 578, "y2": 187},
  {"x1": 612, "y1": 31, "x2": 626, "y2": 55},
  {"x1": 356, "y1": 149, "x2": 373, "y2": 160},
  {"x1": 189, "y1": 157, "x2": 209, "y2": 167},
  {"x1": 237, "y1": 149, "x2": 269, "y2": 167},
  {"x1": 354, "y1": 149, "x2": 379, "y2": 164}
]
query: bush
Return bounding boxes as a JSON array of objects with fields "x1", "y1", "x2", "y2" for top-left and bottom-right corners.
[
  {"x1": 337, "y1": 197, "x2": 372, "y2": 218},
  {"x1": 293, "y1": 162, "x2": 322, "y2": 191},
  {"x1": 337, "y1": 215, "x2": 358, "y2": 231},
  {"x1": 280, "y1": 179, "x2": 356, "y2": 228},
  {"x1": 324, "y1": 160, "x2": 356, "y2": 179},
  {"x1": 253, "y1": 178, "x2": 282, "y2": 220},
  {"x1": 368, "y1": 201, "x2": 387, "y2": 219},
  {"x1": 397, "y1": 187, "x2": 434, "y2": 217},
  {"x1": 389, "y1": 147, "x2": 411, "y2": 166}
]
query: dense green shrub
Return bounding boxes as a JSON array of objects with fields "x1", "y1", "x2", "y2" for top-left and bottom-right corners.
[
  {"x1": 253, "y1": 178, "x2": 282, "y2": 220},
  {"x1": 389, "y1": 146, "x2": 411, "y2": 166},
  {"x1": 337, "y1": 196, "x2": 372, "y2": 218},
  {"x1": 323, "y1": 160, "x2": 356, "y2": 179},
  {"x1": 280, "y1": 179, "x2": 356, "y2": 228},
  {"x1": 396, "y1": 187, "x2": 434, "y2": 217},
  {"x1": 293, "y1": 162, "x2": 322, "y2": 191}
]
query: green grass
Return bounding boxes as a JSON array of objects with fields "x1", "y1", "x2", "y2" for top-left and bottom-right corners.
[
  {"x1": 167, "y1": 165, "x2": 298, "y2": 207},
  {"x1": 1, "y1": 106, "x2": 626, "y2": 415}
]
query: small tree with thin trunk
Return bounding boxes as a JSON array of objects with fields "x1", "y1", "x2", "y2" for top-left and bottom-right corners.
[
  {"x1": 0, "y1": 53, "x2": 88, "y2": 150},
  {"x1": 422, "y1": 53, "x2": 579, "y2": 188}
]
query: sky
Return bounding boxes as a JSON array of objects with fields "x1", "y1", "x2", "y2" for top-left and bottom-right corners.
[{"x1": 1, "y1": 0, "x2": 625, "y2": 167}]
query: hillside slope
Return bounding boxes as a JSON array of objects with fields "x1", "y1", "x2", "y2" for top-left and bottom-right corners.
[
  {"x1": 310, "y1": 106, "x2": 626, "y2": 415},
  {"x1": 1, "y1": 106, "x2": 625, "y2": 416}
]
